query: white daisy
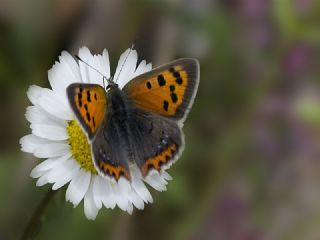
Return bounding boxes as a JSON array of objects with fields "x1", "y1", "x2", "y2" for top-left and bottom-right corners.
[{"x1": 20, "y1": 47, "x2": 173, "y2": 220}]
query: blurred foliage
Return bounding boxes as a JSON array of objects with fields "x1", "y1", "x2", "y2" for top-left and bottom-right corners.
[{"x1": 1, "y1": 0, "x2": 320, "y2": 239}]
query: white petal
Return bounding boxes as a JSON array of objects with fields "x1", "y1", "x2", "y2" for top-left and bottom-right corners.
[
  {"x1": 59, "y1": 52, "x2": 81, "y2": 81},
  {"x1": 102, "y1": 49, "x2": 111, "y2": 78},
  {"x1": 111, "y1": 181, "x2": 129, "y2": 211},
  {"x1": 25, "y1": 106, "x2": 40, "y2": 123},
  {"x1": 88, "y1": 56, "x2": 104, "y2": 86},
  {"x1": 126, "y1": 202, "x2": 133, "y2": 215},
  {"x1": 92, "y1": 175, "x2": 103, "y2": 209},
  {"x1": 84, "y1": 184, "x2": 99, "y2": 220},
  {"x1": 117, "y1": 177, "x2": 139, "y2": 210},
  {"x1": 145, "y1": 171, "x2": 167, "y2": 192},
  {"x1": 30, "y1": 154, "x2": 70, "y2": 178},
  {"x1": 88, "y1": 50, "x2": 111, "y2": 85},
  {"x1": 47, "y1": 158, "x2": 79, "y2": 190},
  {"x1": 66, "y1": 169, "x2": 91, "y2": 207},
  {"x1": 20, "y1": 134, "x2": 51, "y2": 153},
  {"x1": 145, "y1": 63, "x2": 152, "y2": 72},
  {"x1": 37, "y1": 89, "x2": 72, "y2": 120},
  {"x1": 48, "y1": 51, "x2": 81, "y2": 97},
  {"x1": 52, "y1": 177, "x2": 71, "y2": 190},
  {"x1": 36, "y1": 175, "x2": 48, "y2": 186},
  {"x1": 132, "y1": 60, "x2": 152, "y2": 78},
  {"x1": 118, "y1": 177, "x2": 131, "y2": 195},
  {"x1": 127, "y1": 188, "x2": 144, "y2": 210},
  {"x1": 27, "y1": 85, "x2": 43, "y2": 105},
  {"x1": 161, "y1": 171, "x2": 173, "y2": 181},
  {"x1": 130, "y1": 165, "x2": 153, "y2": 203},
  {"x1": 99, "y1": 178, "x2": 116, "y2": 209},
  {"x1": 31, "y1": 160, "x2": 54, "y2": 178},
  {"x1": 78, "y1": 47, "x2": 94, "y2": 83},
  {"x1": 34, "y1": 143, "x2": 69, "y2": 158},
  {"x1": 31, "y1": 123, "x2": 68, "y2": 141},
  {"x1": 25, "y1": 106, "x2": 65, "y2": 127},
  {"x1": 115, "y1": 48, "x2": 138, "y2": 89}
]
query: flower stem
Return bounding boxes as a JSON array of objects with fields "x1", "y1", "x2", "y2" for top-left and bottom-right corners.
[{"x1": 20, "y1": 189, "x2": 58, "y2": 240}]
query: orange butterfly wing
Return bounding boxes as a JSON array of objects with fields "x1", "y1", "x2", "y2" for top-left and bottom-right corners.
[
  {"x1": 67, "y1": 83, "x2": 107, "y2": 140},
  {"x1": 123, "y1": 58, "x2": 199, "y2": 121}
]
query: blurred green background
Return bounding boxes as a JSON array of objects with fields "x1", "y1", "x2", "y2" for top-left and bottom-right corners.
[{"x1": 1, "y1": 0, "x2": 320, "y2": 239}]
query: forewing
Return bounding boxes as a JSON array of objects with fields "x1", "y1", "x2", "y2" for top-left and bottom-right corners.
[
  {"x1": 123, "y1": 58, "x2": 199, "y2": 121},
  {"x1": 67, "y1": 83, "x2": 107, "y2": 140},
  {"x1": 129, "y1": 109, "x2": 184, "y2": 176}
]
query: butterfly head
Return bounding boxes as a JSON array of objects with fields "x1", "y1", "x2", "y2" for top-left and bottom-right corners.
[
  {"x1": 104, "y1": 76, "x2": 118, "y2": 91},
  {"x1": 75, "y1": 55, "x2": 118, "y2": 91}
]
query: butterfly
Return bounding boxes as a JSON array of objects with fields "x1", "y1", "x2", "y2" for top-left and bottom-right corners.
[{"x1": 67, "y1": 58, "x2": 199, "y2": 181}]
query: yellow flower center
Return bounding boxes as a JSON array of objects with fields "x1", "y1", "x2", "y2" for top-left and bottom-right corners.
[{"x1": 67, "y1": 120, "x2": 97, "y2": 174}]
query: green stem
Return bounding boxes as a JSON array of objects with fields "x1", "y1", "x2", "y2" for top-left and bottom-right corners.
[{"x1": 20, "y1": 189, "x2": 58, "y2": 240}]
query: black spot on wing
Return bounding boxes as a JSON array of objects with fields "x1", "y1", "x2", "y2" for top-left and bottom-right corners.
[
  {"x1": 176, "y1": 78, "x2": 183, "y2": 85},
  {"x1": 78, "y1": 93, "x2": 82, "y2": 107},
  {"x1": 92, "y1": 117, "x2": 96, "y2": 127},
  {"x1": 146, "y1": 81, "x2": 152, "y2": 89},
  {"x1": 171, "y1": 93, "x2": 178, "y2": 103},
  {"x1": 87, "y1": 90, "x2": 91, "y2": 102},
  {"x1": 163, "y1": 100, "x2": 169, "y2": 111},
  {"x1": 157, "y1": 75, "x2": 166, "y2": 86},
  {"x1": 169, "y1": 67, "x2": 183, "y2": 85},
  {"x1": 173, "y1": 71, "x2": 180, "y2": 78},
  {"x1": 86, "y1": 112, "x2": 91, "y2": 122}
]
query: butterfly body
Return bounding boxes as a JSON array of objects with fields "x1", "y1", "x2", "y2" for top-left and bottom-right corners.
[
  {"x1": 67, "y1": 58, "x2": 199, "y2": 181},
  {"x1": 105, "y1": 84, "x2": 133, "y2": 149}
]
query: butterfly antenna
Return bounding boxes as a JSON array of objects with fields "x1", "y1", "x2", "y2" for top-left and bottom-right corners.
[
  {"x1": 114, "y1": 42, "x2": 135, "y2": 83},
  {"x1": 75, "y1": 55, "x2": 108, "y2": 89}
]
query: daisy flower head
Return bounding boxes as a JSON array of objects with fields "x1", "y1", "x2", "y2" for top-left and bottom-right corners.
[{"x1": 20, "y1": 47, "x2": 174, "y2": 220}]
